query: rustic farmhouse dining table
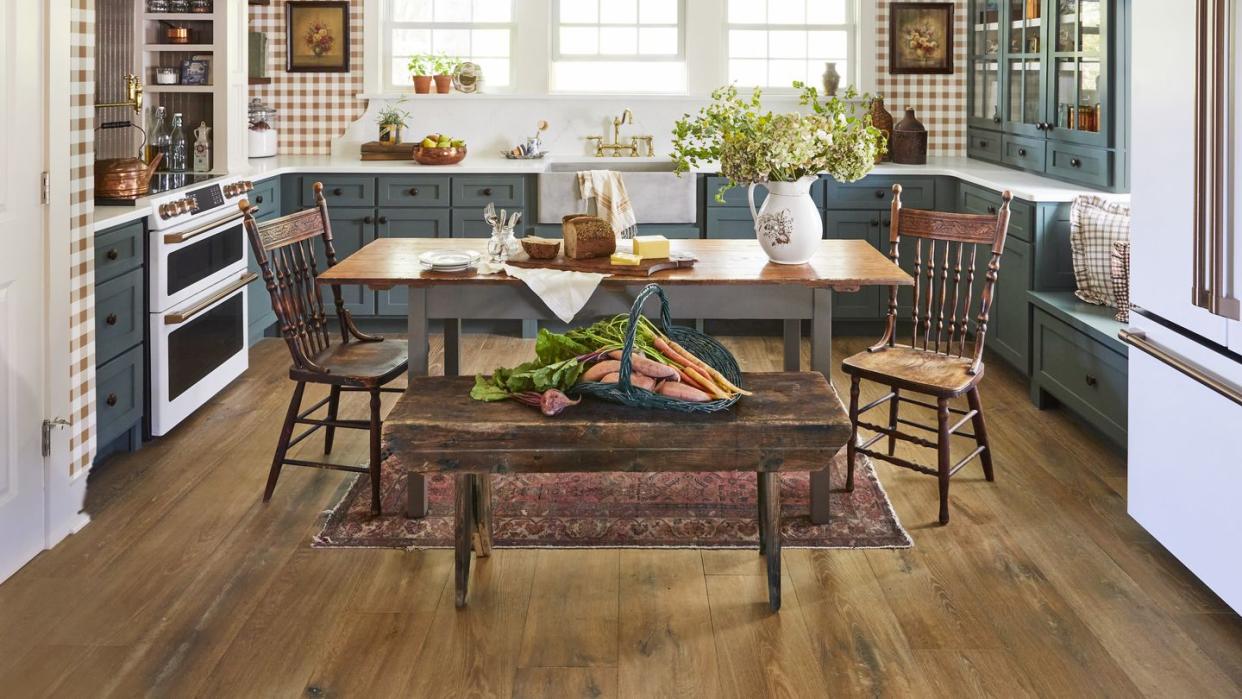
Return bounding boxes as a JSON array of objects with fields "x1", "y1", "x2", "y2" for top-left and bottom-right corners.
[{"x1": 317, "y1": 238, "x2": 912, "y2": 523}]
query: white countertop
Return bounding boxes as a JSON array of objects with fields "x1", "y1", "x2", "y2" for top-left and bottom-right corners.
[{"x1": 92, "y1": 154, "x2": 1126, "y2": 232}]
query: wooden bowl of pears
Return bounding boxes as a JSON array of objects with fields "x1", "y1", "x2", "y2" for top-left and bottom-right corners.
[{"x1": 413, "y1": 133, "x2": 467, "y2": 165}]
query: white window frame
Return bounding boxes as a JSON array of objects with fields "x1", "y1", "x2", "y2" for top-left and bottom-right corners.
[
  {"x1": 379, "y1": 0, "x2": 517, "y2": 92},
  {"x1": 724, "y1": 1, "x2": 858, "y2": 93},
  {"x1": 551, "y1": 0, "x2": 686, "y2": 61}
]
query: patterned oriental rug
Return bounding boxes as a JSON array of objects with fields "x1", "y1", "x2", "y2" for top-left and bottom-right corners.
[{"x1": 314, "y1": 452, "x2": 911, "y2": 550}]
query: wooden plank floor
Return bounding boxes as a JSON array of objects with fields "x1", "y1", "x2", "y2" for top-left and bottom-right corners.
[{"x1": 3, "y1": 334, "x2": 1240, "y2": 698}]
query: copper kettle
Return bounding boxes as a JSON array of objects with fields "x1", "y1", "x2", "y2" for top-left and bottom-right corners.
[{"x1": 95, "y1": 153, "x2": 163, "y2": 200}]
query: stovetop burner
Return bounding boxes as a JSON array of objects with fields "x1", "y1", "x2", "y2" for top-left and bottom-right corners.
[{"x1": 95, "y1": 172, "x2": 220, "y2": 206}]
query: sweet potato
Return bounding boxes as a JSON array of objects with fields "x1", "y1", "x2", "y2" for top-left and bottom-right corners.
[
  {"x1": 605, "y1": 350, "x2": 678, "y2": 380},
  {"x1": 656, "y1": 381, "x2": 712, "y2": 402},
  {"x1": 598, "y1": 371, "x2": 657, "y2": 391},
  {"x1": 580, "y1": 360, "x2": 621, "y2": 382}
]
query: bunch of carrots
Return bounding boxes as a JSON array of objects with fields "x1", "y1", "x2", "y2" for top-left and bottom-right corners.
[{"x1": 470, "y1": 314, "x2": 750, "y2": 416}]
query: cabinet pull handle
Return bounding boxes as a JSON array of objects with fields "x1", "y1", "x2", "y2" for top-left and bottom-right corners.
[
  {"x1": 1084, "y1": 374, "x2": 1098, "y2": 387},
  {"x1": 987, "y1": 205, "x2": 997, "y2": 214},
  {"x1": 993, "y1": 116, "x2": 1002, "y2": 124},
  {"x1": 377, "y1": 216, "x2": 388, "y2": 224},
  {"x1": 105, "y1": 393, "x2": 118, "y2": 407},
  {"x1": 482, "y1": 187, "x2": 493, "y2": 196},
  {"x1": 1070, "y1": 158, "x2": 1082, "y2": 168},
  {"x1": 105, "y1": 313, "x2": 118, "y2": 326},
  {"x1": 105, "y1": 248, "x2": 119, "y2": 260},
  {"x1": 870, "y1": 218, "x2": 880, "y2": 227},
  {"x1": 979, "y1": 140, "x2": 989, "y2": 148},
  {"x1": 333, "y1": 188, "x2": 344, "y2": 196},
  {"x1": 1017, "y1": 148, "x2": 1027, "y2": 156},
  {"x1": 409, "y1": 187, "x2": 418, "y2": 196},
  {"x1": 874, "y1": 190, "x2": 886, "y2": 199},
  {"x1": 363, "y1": 215, "x2": 375, "y2": 224},
  {"x1": 255, "y1": 195, "x2": 264, "y2": 204}
]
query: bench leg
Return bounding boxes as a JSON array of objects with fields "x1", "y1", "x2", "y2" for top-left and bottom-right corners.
[
  {"x1": 472, "y1": 474, "x2": 493, "y2": 558},
  {"x1": 760, "y1": 471, "x2": 781, "y2": 612},
  {"x1": 455, "y1": 474, "x2": 476, "y2": 608},
  {"x1": 756, "y1": 472, "x2": 767, "y2": 556}
]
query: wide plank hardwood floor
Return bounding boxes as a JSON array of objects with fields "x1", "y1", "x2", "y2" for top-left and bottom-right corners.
[{"x1": 2, "y1": 333, "x2": 1240, "y2": 698}]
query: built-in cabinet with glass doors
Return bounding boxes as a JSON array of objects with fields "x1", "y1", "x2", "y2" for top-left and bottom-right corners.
[{"x1": 966, "y1": 0, "x2": 1127, "y2": 191}]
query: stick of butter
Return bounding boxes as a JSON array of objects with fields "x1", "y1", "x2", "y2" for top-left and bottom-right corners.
[
  {"x1": 633, "y1": 235, "x2": 670, "y2": 259},
  {"x1": 610, "y1": 252, "x2": 643, "y2": 266}
]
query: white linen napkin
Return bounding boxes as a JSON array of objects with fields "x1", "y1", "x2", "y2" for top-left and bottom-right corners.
[{"x1": 476, "y1": 259, "x2": 608, "y2": 323}]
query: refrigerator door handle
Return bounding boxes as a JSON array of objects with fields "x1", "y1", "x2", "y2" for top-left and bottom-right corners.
[{"x1": 1120, "y1": 329, "x2": 1242, "y2": 406}]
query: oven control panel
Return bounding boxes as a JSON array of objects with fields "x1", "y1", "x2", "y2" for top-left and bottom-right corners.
[{"x1": 150, "y1": 178, "x2": 256, "y2": 228}]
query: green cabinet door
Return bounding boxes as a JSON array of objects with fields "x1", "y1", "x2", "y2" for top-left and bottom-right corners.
[
  {"x1": 376, "y1": 208, "x2": 450, "y2": 316},
  {"x1": 989, "y1": 235, "x2": 1033, "y2": 374},
  {"x1": 316, "y1": 206, "x2": 375, "y2": 317},
  {"x1": 825, "y1": 210, "x2": 884, "y2": 320}
]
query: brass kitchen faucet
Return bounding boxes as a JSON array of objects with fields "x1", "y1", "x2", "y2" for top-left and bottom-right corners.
[{"x1": 586, "y1": 108, "x2": 654, "y2": 157}]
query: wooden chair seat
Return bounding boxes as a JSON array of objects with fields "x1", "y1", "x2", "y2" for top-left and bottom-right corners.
[
  {"x1": 291, "y1": 338, "x2": 409, "y2": 388},
  {"x1": 842, "y1": 344, "x2": 984, "y2": 397}
]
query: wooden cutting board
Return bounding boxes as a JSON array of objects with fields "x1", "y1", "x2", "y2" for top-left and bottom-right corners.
[{"x1": 506, "y1": 252, "x2": 697, "y2": 276}]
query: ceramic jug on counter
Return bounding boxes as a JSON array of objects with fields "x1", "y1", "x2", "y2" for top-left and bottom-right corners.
[{"x1": 747, "y1": 176, "x2": 822, "y2": 265}]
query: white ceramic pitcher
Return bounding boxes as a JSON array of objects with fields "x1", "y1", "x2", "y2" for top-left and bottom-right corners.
[{"x1": 747, "y1": 176, "x2": 822, "y2": 265}]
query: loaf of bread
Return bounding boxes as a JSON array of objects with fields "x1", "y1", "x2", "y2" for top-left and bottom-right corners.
[
  {"x1": 561, "y1": 215, "x2": 616, "y2": 260},
  {"x1": 520, "y1": 235, "x2": 561, "y2": 260}
]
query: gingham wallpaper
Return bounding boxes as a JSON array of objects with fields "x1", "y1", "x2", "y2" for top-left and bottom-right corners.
[
  {"x1": 248, "y1": 0, "x2": 367, "y2": 155},
  {"x1": 70, "y1": 0, "x2": 97, "y2": 474},
  {"x1": 874, "y1": 0, "x2": 968, "y2": 156}
]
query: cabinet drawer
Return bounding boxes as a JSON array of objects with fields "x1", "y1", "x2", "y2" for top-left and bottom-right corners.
[
  {"x1": 958, "y1": 183, "x2": 1033, "y2": 242},
  {"x1": 95, "y1": 267, "x2": 144, "y2": 364},
  {"x1": 94, "y1": 220, "x2": 144, "y2": 283},
  {"x1": 96, "y1": 345, "x2": 143, "y2": 449},
  {"x1": 966, "y1": 128, "x2": 1003, "y2": 162},
  {"x1": 301, "y1": 176, "x2": 375, "y2": 207},
  {"x1": 705, "y1": 208, "x2": 758, "y2": 239},
  {"x1": 377, "y1": 175, "x2": 452, "y2": 207},
  {"x1": 250, "y1": 178, "x2": 282, "y2": 219},
  {"x1": 452, "y1": 208, "x2": 523, "y2": 238},
  {"x1": 1002, "y1": 134, "x2": 1047, "y2": 172},
  {"x1": 1033, "y1": 308, "x2": 1128, "y2": 437},
  {"x1": 825, "y1": 176, "x2": 934, "y2": 210},
  {"x1": 1045, "y1": 143, "x2": 1113, "y2": 189},
  {"x1": 452, "y1": 175, "x2": 525, "y2": 208},
  {"x1": 706, "y1": 176, "x2": 825, "y2": 208}
]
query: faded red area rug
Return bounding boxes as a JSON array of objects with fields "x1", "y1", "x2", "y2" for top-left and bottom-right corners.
[{"x1": 314, "y1": 455, "x2": 911, "y2": 549}]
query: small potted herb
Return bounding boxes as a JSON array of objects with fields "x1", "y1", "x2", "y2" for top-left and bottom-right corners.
[
  {"x1": 408, "y1": 54, "x2": 433, "y2": 94},
  {"x1": 432, "y1": 53, "x2": 458, "y2": 94},
  {"x1": 376, "y1": 101, "x2": 411, "y2": 143}
]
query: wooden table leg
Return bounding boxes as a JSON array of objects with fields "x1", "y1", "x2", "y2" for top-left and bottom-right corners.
[
  {"x1": 756, "y1": 471, "x2": 768, "y2": 556},
  {"x1": 444, "y1": 318, "x2": 461, "y2": 378},
  {"x1": 783, "y1": 319, "x2": 801, "y2": 371},
  {"x1": 760, "y1": 471, "x2": 781, "y2": 612},
  {"x1": 455, "y1": 473, "x2": 476, "y2": 608},
  {"x1": 406, "y1": 288, "x2": 430, "y2": 519},
  {"x1": 472, "y1": 474, "x2": 493, "y2": 558},
  {"x1": 810, "y1": 288, "x2": 833, "y2": 525}
]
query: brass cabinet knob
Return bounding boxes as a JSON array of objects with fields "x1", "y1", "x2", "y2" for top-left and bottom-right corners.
[
  {"x1": 1070, "y1": 158, "x2": 1083, "y2": 168},
  {"x1": 363, "y1": 215, "x2": 375, "y2": 224},
  {"x1": 482, "y1": 187, "x2": 493, "y2": 196},
  {"x1": 377, "y1": 216, "x2": 388, "y2": 224},
  {"x1": 105, "y1": 393, "x2": 117, "y2": 407},
  {"x1": 105, "y1": 313, "x2": 118, "y2": 326},
  {"x1": 333, "y1": 188, "x2": 344, "y2": 196},
  {"x1": 106, "y1": 248, "x2": 119, "y2": 260},
  {"x1": 255, "y1": 195, "x2": 264, "y2": 204},
  {"x1": 1018, "y1": 148, "x2": 1027, "y2": 156},
  {"x1": 409, "y1": 187, "x2": 419, "y2": 196}
]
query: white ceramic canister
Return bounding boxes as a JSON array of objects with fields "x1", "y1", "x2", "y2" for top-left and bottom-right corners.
[{"x1": 747, "y1": 176, "x2": 823, "y2": 264}]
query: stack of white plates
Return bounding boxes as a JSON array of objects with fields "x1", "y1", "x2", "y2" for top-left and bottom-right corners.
[{"x1": 419, "y1": 250, "x2": 481, "y2": 272}]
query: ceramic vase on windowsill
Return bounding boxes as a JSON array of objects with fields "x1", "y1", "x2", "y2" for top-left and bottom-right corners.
[
  {"x1": 747, "y1": 176, "x2": 822, "y2": 265},
  {"x1": 821, "y1": 62, "x2": 841, "y2": 96}
]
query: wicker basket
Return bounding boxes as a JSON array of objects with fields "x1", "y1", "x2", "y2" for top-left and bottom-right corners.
[{"x1": 574, "y1": 284, "x2": 743, "y2": 414}]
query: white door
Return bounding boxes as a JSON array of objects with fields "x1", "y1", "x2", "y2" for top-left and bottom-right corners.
[{"x1": 0, "y1": 0, "x2": 48, "y2": 582}]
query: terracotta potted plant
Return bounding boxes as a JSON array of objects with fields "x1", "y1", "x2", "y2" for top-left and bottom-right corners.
[
  {"x1": 376, "y1": 101, "x2": 410, "y2": 143},
  {"x1": 408, "y1": 54, "x2": 433, "y2": 94},
  {"x1": 432, "y1": 53, "x2": 457, "y2": 94}
]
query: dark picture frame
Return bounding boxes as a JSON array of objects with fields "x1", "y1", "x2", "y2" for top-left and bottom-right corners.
[
  {"x1": 285, "y1": 1, "x2": 350, "y2": 73},
  {"x1": 889, "y1": 2, "x2": 955, "y2": 75}
]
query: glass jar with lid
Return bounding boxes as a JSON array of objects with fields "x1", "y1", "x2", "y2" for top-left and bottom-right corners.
[
  {"x1": 168, "y1": 0, "x2": 190, "y2": 13},
  {"x1": 146, "y1": 0, "x2": 170, "y2": 11},
  {"x1": 248, "y1": 98, "x2": 278, "y2": 158},
  {"x1": 189, "y1": 0, "x2": 212, "y2": 13}
]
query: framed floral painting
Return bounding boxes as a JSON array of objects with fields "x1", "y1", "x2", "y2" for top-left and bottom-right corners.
[
  {"x1": 889, "y1": 2, "x2": 955, "y2": 75},
  {"x1": 286, "y1": 1, "x2": 350, "y2": 73}
]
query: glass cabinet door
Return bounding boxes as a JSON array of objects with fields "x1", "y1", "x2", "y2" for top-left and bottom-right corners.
[
  {"x1": 1003, "y1": 0, "x2": 1048, "y2": 136},
  {"x1": 969, "y1": 0, "x2": 1003, "y2": 128},
  {"x1": 1049, "y1": 0, "x2": 1108, "y2": 145}
]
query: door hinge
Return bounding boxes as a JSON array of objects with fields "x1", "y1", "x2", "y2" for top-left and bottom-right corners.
[
  {"x1": 42, "y1": 418, "x2": 71, "y2": 457},
  {"x1": 41, "y1": 171, "x2": 50, "y2": 205}
]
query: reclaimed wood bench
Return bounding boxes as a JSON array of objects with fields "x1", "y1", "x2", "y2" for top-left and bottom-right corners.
[{"x1": 382, "y1": 372, "x2": 852, "y2": 611}]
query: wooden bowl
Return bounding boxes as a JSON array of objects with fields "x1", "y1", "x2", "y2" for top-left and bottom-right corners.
[
  {"x1": 413, "y1": 145, "x2": 467, "y2": 165},
  {"x1": 521, "y1": 236, "x2": 561, "y2": 260}
]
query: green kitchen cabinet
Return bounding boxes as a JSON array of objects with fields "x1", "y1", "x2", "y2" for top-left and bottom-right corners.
[
  {"x1": 316, "y1": 206, "x2": 376, "y2": 316},
  {"x1": 246, "y1": 177, "x2": 282, "y2": 344},
  {"x1": 989, "y1": 235, "x2": 1033, "y2": 374},
  {"x1": 376, "y1": 208, "x2": 450, "y2": 316},
  {"x1": 824, "y1": 210, "x2": 885, "y2": 319}
]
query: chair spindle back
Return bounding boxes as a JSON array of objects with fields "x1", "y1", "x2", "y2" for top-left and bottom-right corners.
[
  {"x1": 239, "y1": 181, "x2": 351, "y2": 374},
  {"x1": 874, "y1": 184, "x2": 1012, "y2": 373}
]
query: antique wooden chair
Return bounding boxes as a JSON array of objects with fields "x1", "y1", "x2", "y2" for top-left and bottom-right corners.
[
  {"x1": 841, "y1": 184, "x2": 1011, "y2": 525},
  {"x1": 238, "y1": 182, "x2": 407, "y2": 516}
]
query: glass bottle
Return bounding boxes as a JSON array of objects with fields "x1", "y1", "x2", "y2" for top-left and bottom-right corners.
[
  {"x1": 149, "y1": 106, "x2": 171, "y2": 169},
  {"x1": 169, "y1": 113, "x2": 188, "y2": 172}
]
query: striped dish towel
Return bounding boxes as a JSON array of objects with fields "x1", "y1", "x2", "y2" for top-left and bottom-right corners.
[{"x1": 578, "y1": 170, "x2": 637, "y2": 239}]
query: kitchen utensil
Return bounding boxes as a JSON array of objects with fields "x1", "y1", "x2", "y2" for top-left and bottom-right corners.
[
  {"x1": 412, "y1": 145, "x2": 467, "y2": 165},
  {"x1": 96, "y1": 152, "x2": 164, "y2": 200}
]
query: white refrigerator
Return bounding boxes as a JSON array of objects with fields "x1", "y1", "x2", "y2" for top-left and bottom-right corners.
[{"x1": 1129, "y1": 0, "x2": 1242, "y2": 613}]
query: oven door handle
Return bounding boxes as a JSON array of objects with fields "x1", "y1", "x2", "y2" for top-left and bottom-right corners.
[
  {"x1": 1120, "y1": 329, "x2": 1242, "y2": 407},
  {"x1": 164, "y1": 272, "x2": 257, "y2": 325},
  {"x1": 162, "y1": 212, "x2": 245, "y2": 245}
]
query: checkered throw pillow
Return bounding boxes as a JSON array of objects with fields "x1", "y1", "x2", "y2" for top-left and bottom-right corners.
[
  {"x1": 1110, "y1": 241, "x2": 1131, "y2": 323},
  {"x1": 1070, "y1": 195, "x2": 1132, "y2": 308}
]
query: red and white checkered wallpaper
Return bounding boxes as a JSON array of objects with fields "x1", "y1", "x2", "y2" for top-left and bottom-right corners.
[
  {"x1": 70, "y1": 0, "x2": 97, "y2": 474},
  {"x1": 874, "y1": 0, "x2": 968, "y2": 156},
  {"x1": 248, "y1": 0, "x2": 367, "y2": 155}
]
